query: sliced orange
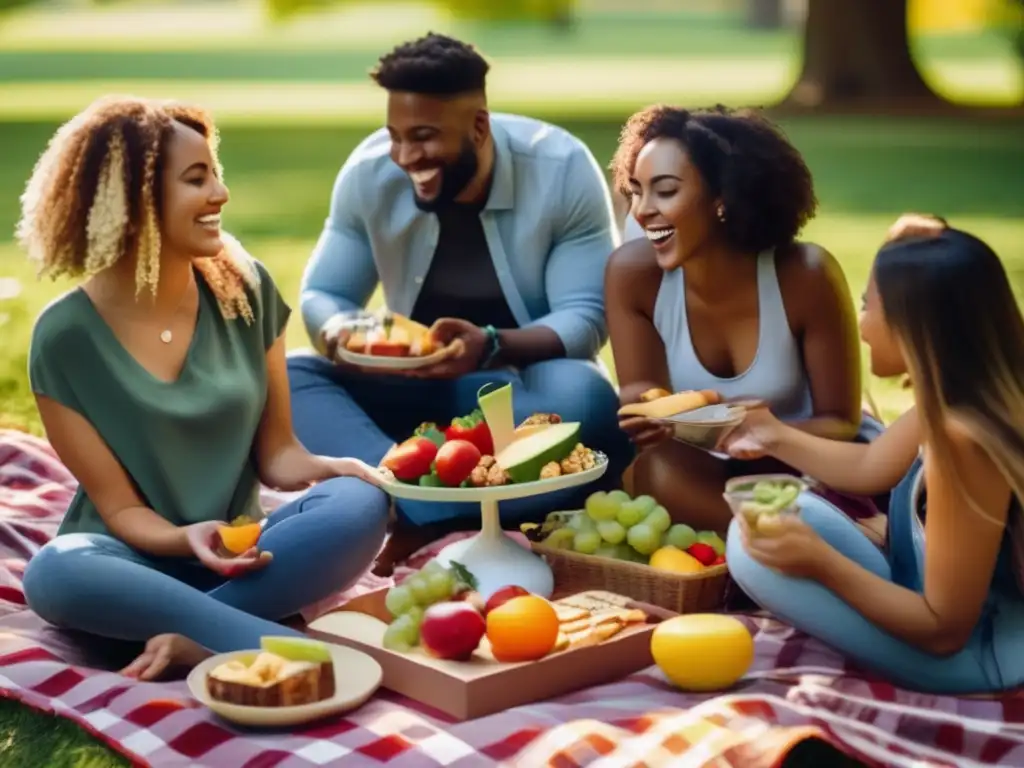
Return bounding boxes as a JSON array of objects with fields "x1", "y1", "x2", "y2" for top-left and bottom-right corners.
[{"x1": 218, "y1": 522, "x2": 261, "y2": 555}]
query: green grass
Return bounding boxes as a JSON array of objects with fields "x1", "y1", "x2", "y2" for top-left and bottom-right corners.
[
  {"x1": 0, "y1": 699, "x2": 130, "y2": 768},
  {"x1": 3, "y1": 114, "x2": 1023, "y2": 435}
]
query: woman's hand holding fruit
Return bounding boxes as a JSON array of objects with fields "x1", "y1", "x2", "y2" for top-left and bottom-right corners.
[{"x1": 186, "y1": 521, "x2": 271, "y2": 577}]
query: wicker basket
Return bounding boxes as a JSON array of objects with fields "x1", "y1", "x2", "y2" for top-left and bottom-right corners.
[{"x1": 532, "y1": 544, "x2": 730, "y2": 614}]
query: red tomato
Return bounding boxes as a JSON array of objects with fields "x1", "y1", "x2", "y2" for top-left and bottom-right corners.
[
  {"x1": 434, "y1": 440, "x2": 482, "y2": 487},
  {"x1": 382, "y1": 437, "x2": 438, "y2": 481}
]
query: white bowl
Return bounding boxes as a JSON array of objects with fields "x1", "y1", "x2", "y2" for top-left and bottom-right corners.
[{"x1": 657, "y1": 404, "x2": 746, "y2": 452}]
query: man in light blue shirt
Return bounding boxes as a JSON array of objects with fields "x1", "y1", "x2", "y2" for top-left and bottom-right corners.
[{"x1": 287, "y1": 33, "x2": 633, "y2": 568}]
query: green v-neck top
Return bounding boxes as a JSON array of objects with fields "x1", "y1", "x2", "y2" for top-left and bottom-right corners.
[{"x1": 28, "y1": 258, "x2": 290, "y2": 538}]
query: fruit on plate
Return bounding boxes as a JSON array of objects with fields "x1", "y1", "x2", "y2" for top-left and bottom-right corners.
[
  {"x1": 444, "y1": 408, "x2": 494, "y2": 455},
  {"x1": 420, "y1": 602, "x2": 487, "y2": 660},
  {"x1": 218, "y1": 522, "x2": 261, "y2": 555},
  {"x1": 648, "y1": 546, "x2": 704, "y2": 574},
  {"x1": 617, "y1": 388, "x2": 722, "y2": 419},
  {"x1": 381, "y1": 436, "x2": 438, "y2": 482},
  {"x1": 260, "y1": 636, "x2": 332, "y2": 664},
  {"x1": 434, "y1": 440, "x2": 482, "y2": 487},
  {"x1": 382, "y1": 560, "x2": 478, "y2": 653},
  {"x1": 486, "y1": 594, "x2": 561, "y2": 663},
  {"x1": 344, "y1": 311, "x2": 437, "y2": 358},
  {"x1": 206, "y1": 637, "x2": 335, "y2": 707},
  {"x1": 483, "y1": 585, "x2": 530, "y2": 615},
  {"x1": 651, "y1": 615, "x2": 754, "y2": 692},
  {"x1": 514, "y1": 412, "x2": 563, "y2": 439},
  {"x1": 494, "y1": 421, "x2": 582, "y2": 484}
]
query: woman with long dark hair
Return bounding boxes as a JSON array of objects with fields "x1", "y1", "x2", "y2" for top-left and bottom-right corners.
[{"x1": 723, "y1": 221, "x2": 1024, "y2": 693}]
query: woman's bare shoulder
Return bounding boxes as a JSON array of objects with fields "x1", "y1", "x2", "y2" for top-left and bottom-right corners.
[{"x1": 605, "y1": 237, "x2": 663, "y2": 313}]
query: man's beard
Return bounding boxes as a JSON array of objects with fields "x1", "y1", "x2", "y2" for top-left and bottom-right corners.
[{"x1": 413, "y1": 139, "x2": 480, "y2": 212}]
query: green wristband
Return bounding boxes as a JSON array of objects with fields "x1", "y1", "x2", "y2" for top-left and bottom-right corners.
[{"x1": 479, "y1": 325, "x2": 501, "y2": 369}]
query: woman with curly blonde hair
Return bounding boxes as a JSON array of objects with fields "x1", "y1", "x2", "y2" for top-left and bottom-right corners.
[{"x1": 18, "y1": 95, "x2": 389, "y2": 679}]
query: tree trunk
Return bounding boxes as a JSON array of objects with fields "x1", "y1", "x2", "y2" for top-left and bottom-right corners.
[
  {"x1": 747, "y1": 0, "x2": 783, "y2": 30},
  {"x1": 780, "y1": 0, "x2": 952, "y2": 113}
]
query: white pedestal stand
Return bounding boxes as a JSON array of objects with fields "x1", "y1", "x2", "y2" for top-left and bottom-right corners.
[{"x1": 380, "y1": 455, "x2": 608, "y2": 600}]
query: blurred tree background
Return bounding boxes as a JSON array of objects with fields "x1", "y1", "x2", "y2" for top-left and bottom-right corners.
[{"x1": 0, "y1": 2, "x2": 1021, "y2": 759}]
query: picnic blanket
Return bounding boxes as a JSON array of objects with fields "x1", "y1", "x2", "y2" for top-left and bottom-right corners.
[{"x1": 2, "y1": 428, "x2": 1024, "y2": 767}]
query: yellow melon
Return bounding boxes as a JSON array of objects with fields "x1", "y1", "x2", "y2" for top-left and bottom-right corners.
[{"x1": 651, "y1": 614, "x2": 754, "y2": 692}]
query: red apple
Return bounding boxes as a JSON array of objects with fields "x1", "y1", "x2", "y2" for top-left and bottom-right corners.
[
  {"x1": 419, "y1": 601, "x2": 486, "y2": 660},
  {"x1": 484, "y1": 585, "x2": 530, "y2": 616}
]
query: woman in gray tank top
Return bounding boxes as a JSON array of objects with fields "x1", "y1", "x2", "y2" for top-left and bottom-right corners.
[{"x1": 605, "y1": 106, "x2": 882, "y2": 533}]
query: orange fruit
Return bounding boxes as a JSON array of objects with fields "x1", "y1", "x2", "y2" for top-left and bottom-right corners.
[
  {"x1": 485, "y1": 594, "x2": 560, "y2": 662},
  {"x1": 218, "y1": 522, "x2": 261, "y2": 555}
]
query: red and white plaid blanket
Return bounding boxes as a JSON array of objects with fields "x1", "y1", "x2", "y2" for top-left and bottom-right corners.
[{"x1": 2, "y1": 428, "x2": 1023, "y2": 767}]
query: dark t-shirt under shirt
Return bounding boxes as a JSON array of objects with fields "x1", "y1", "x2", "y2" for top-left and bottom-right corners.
[{"x1": 411, "y1": 201, "x2": 519, "y2": 330}]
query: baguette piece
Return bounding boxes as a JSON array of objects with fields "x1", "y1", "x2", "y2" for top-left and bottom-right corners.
[
  {"x1": 207, "y1": 652, "x2": 335, "y2": 707},
  {"x1": 618, "y1": 389, "x2": 721, "y2": 419}
]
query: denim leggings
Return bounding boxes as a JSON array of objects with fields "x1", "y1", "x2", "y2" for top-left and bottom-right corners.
[
  {"x1": 727, "y1": 458, "x2": 1024, "y2": 694},
  {"x1": 22, "y1": 476, "x2": 389, "y2": 653}
]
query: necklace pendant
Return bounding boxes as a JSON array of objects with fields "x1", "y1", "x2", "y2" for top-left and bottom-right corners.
[{"x1": 160, "y1": 329, "x2": 173, "y2": 344}]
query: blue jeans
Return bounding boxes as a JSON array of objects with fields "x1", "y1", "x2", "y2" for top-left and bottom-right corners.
[
  {"x1": 22, "y1": 476, "x2": 388, "y2": 653},
  {"x1": 286, "y1": 352, "x2": 634, "y2": 527},
  {"x1": 726, "y1": 458, "x2": 1024, "y2": 694}
]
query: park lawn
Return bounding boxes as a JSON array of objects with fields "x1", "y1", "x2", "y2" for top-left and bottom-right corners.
[
  {"x1": 0, "y1": 113, "x2": 1022, "y2": 766},
  {"x1": 3, "y1": 114, "x2": 1024, "y2": 434}
]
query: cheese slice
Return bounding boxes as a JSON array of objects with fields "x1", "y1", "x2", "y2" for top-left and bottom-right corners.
[{"x1": 477, "y1": 383, "x2": 516, "y2": 455}]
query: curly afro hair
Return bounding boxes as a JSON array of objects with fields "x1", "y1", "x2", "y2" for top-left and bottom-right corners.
[
  {"x1": 16, "y1": 94, "x2": 257, "y2": 322},
  {"x1": 370, "y1": 32, "x2": 489, "y2": 96},
  {"x1": 610, "y1": 105, "x2": 818, "y2": 254}
]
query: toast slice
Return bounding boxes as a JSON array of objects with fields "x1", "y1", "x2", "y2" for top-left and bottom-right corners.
[{"x1": 207, "y1": 651, "x2": 335, "y2": 707}]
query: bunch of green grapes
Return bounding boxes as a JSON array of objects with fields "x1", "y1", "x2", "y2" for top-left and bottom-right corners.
[{"x1": 382, "y1": 560, "x2": 463, "y2": 652}]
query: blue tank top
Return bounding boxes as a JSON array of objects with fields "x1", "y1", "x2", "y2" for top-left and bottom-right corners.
[{"x1": 652, "y1": 250, "x2": 814, "y2": 421}]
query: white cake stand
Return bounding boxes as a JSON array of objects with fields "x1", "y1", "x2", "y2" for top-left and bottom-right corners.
[{"x1": 379, "y1": 454, "x2": 608, "y2": 600}]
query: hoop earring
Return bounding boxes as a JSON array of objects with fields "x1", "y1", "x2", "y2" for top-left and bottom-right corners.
[{"x1": 716, "y1": 204, "x2": 726, "y2": 223}]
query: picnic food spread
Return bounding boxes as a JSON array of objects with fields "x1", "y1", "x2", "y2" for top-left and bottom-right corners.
[
  {"x1": 343, "y1": 311, "x2": 438, "y2": 358},
  {"x1": 380, "y1": 382, "x2": 600, "y2": 488},
  {"x1": 380, "y1": 559, "x2": 650, "y2": 662},
  {"x1": 617, "y1": 388, "x2": 723, "y2": 419},
  {"x1": 206, "y1": 637, "x2": 334, "y2": 707},
  {"x1": 524, "y1": 490, "x2": 726, "y2": 570}
]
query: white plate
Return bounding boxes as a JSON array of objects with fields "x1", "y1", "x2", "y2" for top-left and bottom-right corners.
[
  {"x1": 379, "y1": 452, "x2": 609, "y2": 502},
  {"x1": 187, "y1": 644, "x2": 382, "y2": 728},
  {"x1": 336, "y1": 346, "x2": 450, "y2": 370},
  {"x1": 656, "y1": 405, "x2": 746, "y2": 453}
]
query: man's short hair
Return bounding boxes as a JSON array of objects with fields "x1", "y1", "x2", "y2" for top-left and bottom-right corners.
[{"x1": 369, "y1": 32, "x2": 489, "y2": 96}]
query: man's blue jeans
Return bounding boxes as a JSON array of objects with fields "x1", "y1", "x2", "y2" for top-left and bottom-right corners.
[{"x1": 286, "y1": 352, "x2": 634, "y2": 528}]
